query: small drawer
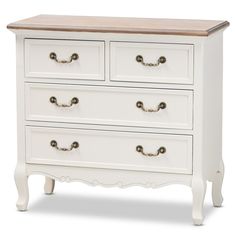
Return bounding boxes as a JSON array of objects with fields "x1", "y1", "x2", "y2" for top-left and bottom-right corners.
[
  {"x1": 26, "y1": 126, "x2": 193, "y2": 174},
  {"x1": 25, "y1": 39, "x2": 105, "y2": 81},
  {"x1": 110, "y1": 42, "x2": 193, "y2": 84},
  {"x1": 25, "y1": 83, "x2": 193, "y2": 130}
]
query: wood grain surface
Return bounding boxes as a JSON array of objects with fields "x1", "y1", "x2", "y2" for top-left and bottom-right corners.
[{"x1": 7, "y1": 15, "x2": 229, "y2": 36}]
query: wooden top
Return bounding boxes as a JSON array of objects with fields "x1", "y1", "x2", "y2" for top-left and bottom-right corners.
[{"x1": 7, "y1": 15, "x2": 229, "y2": 36}]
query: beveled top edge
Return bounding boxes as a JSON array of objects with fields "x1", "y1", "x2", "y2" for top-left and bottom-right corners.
[{"x1": 7, "y1": 15, "x2": 230, "y2": 36}]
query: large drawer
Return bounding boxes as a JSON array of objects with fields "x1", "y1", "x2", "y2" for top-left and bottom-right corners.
[
  {"x1": 25, "y1": 39, "x2": 105, "y2": 80},
  {"x1": 26, "y1": 126, "x2": 193, "y2": 174},
  {"x1": 25, "y1": 83, "x2": 193, "y2": 130},
  {"x1": 110, "y1": 42, "x2": 193, "y2": 84}
]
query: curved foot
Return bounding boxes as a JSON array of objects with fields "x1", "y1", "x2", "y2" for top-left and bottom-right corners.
[
  {"x1": 15, "y1": 165, "x2": 29, "y2": 211},
  {"x1": 44, "y1": 177, "x2": 55, "y2": 195},
  {"x1": 192, "y1": 177, "x2": 206, "y2": 225},
  {"x1": 212, "y1": 160, "x2": 224, "y2": 207}
]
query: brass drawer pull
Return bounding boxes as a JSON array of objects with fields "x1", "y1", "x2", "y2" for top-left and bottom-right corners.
[
  {"x1": 49, "y1": 52, "x2": 79, "y2": 64},
  {"x1": 136, "y1": 55, "x2": 166, "y2": 67},
  {"x1": 50, "y1": 140, "x2": 79, "y2": 151},
  {"x1": 136, "y1": 101, "x2": 166, "y2": 112},
  {"x1": 136, "y1": 145, "x2": 166, "y2": 157},
  {"x1": 49, "y1": 96, "x2": 79, "y2": 108}
]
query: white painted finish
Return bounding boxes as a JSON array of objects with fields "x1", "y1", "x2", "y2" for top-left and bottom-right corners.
[
  {"x1": 201, "y1": 33, "x2": 224, "y2": 181},
  {"x1": 27, "y1": 163, "x2": 192, "y2": 188},
  {"x1": 212, "y1": 160, "x2": 224, "y2": 207},
  {"x1": 192, "y1": 177, "x2": 207, "y2": 225},
  {"x1": 110, "y1": 42, "x2": 193, "y2": 84},
  {"x1": 14, "y1": 35, "x2": 29, "y2": 211},
  {"x1": 25, "y1": 120, "x2": 194, "y2": 135},
  {"x1": 190, "y1": 32, "x2": 225, "y2": 224},
  {"x1": 9, "y1": 21, "x2": 227, "y2": 225},
  {"x1": 14, "y1": 164, "x2": 29, "y2": 211},
  {"x1": 26, "y1": 126, "x2": 192, "y2": 174},
  {"x1": 44, "y1": 177, "x2": 55, "y2": 194},
  {"x1": 25, "y1": 83, "x2": 193, "y2": 130},
  {"x1": 25, "y1": 39, "x2": 105, "y2": 80}
]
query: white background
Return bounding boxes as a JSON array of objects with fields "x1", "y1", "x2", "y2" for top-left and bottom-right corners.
[{"x1": 0, "y1": 0, "x2": 235, "y2": 235}]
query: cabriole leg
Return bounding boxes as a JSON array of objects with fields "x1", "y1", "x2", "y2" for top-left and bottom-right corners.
[
  {"x1": 212, "y1": 160, "x2": 224, "y2": 207},
  {"x1": 192, "y1": 177, "x2": 207, "y2": 225},
  {"x1": 44, "y1": 177, "x2": 55, "y2": 195},
  {"x1": 14, "y1": 164, "x2": 29, "y2": 211}
]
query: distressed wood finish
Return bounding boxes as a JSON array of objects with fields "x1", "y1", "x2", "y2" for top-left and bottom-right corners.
[{"x1": 7, "y1": 15, "x2": 229, "y2": 36}]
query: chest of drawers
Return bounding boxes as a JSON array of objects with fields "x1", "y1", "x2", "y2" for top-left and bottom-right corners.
[{"x1": 8, "y1": 15, "x2": 229, "y2": 225}]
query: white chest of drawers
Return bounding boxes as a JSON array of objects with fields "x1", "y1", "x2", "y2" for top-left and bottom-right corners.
[{"x1": 8, "y1": 15, "x2": 229, "y2": 225}]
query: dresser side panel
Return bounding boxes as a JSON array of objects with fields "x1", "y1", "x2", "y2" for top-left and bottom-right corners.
[{"x1": 202, "y1": 32, "x2": 223, "y2": 181}]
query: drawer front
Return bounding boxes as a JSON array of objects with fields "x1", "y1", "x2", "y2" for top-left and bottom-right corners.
[
  {"x1": 25, "y1": 39, "x2": 105, "y2": 80},
  {"x1": 26, "y1": 126, "x2": 192, "y2": 174},
  {"x1": 110, "y1": 42, "x2": 193, "y2": 84},
  {"x1": 25, "y1": 83, "x2": 193, "y2": 130}
]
